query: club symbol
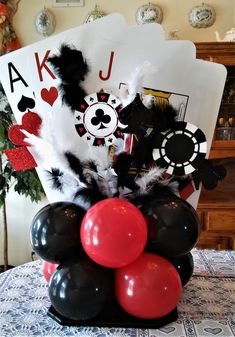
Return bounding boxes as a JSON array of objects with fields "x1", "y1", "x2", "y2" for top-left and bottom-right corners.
[{"x1": 91, "y1": 108, "x2": 111, "y2": 129}]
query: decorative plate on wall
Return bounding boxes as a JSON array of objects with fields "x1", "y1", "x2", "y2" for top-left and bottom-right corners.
[
  {"x1": 35, "y1": 8, "x2": 56, "y2": 37},
  {"x1": 188, "y1": 3, "x2": 216, "y2": 28},
  {"x1": 84, "y1": 5, "x2": 106, "y2": 24},
  {"x1": 136, "y1": 3, "x2": 163, "y2": 25}
]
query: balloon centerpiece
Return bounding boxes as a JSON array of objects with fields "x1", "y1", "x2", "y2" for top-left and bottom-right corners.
[
  {"x1": 10, "y1": 26, "x2": 225, "y2": 328},
  {"x1": 33, "y1": 198, "x2": 184, "y2": 326}
]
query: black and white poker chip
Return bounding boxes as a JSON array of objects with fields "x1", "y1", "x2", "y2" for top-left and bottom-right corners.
[
  {"x1": 74, "y1": 92, "x2": 123, "y2": 146},
  {"x1": 152, "y1": 121, "x2": 207, "y2": 176}
]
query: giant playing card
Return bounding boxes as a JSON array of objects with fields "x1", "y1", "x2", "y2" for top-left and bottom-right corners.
[{"x1": 0, "y1": 14, "x2": 227, "y2": 208}]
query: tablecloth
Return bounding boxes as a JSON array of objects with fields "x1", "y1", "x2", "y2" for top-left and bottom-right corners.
[{"x1": 0, "y1": 249, "x2": 234, "y2": 337}]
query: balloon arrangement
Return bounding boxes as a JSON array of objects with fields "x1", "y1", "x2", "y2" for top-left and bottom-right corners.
[
  {"x1": 31, "y1": 198, "x2": 192, "y2": 323},
  {"x1": 24, "y1": 44, "x2": 226, "y2": 326}
]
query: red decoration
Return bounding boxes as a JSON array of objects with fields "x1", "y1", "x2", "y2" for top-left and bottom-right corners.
[
  {"x1": 4, "y1": 147, "x2": 37, "y2": 171},
  {"x1": 41, "y1": 86, "x2": 58, "y2": 106},
  {"x1": 0, "y1": 3, "x2": 21, "y2": 55},
  {"x1": 8, "y1": 112, "x2": 42, "y2": 146},
  {"x1": 80, "y1": 198, "x2": 148, "y2": 268},
  {"x1": 42, "y1": 260, "x2": 59, "y2": 283},
  {"x1": 179, "y1": 181, "x2": 195, "y2": 200},
  {"x1": 115, "y1": 252, "x2": 182, "y2": 319}
]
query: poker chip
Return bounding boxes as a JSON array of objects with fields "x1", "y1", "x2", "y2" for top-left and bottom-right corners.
[
  {"x1": 152, "y1": 121, "x2": 207, "y2": 176},
  {"x1": 74, "y1": 92, "x2": 123, "y2": 146}
]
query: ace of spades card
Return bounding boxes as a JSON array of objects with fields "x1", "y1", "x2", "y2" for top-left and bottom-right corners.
[{"x1": 0, "y1": 13, "x2": 226, "y2": 208}]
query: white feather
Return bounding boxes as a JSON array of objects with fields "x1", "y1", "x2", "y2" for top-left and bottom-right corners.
[
  {"x1": 21, "y1": 129, "x2": 85, "y2": 187},
  {"x1": 112, "y1": 138, "x2": 125, "y2": 155},
  {"x1": 161, "y1": 179, "x2": 179, "y2": 194},
  {"x1": 45, "y1": 104, "x2": 114, "y2": 176},
  {"x1": 135, "y1": 166, "x2": 166, "y2": 193},
  {"x1": 121, "y1": 61, "x2": 153, "y2": 108},
  {"x1": 142, "y1": 94, "x2": 156, "y2": 109},
  {"x1": 21, "y1": 129, "x2": 60, "y2": 171},
  {"x1": 135, "y1": 166, "x2": 180, "y2": 196}
]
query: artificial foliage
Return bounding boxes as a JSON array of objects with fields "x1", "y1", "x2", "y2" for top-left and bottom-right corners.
[
  {"x1": 0, "y1": 81, "x2": 44, "y2": 205},
  {"x1": 0, "y1": 81, "x2": 45, "y2": 271}
]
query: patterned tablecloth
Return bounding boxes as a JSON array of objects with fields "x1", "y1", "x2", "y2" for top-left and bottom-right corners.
[{"x1": 0, "y1": 249, "x2": 234, "y2": 337}]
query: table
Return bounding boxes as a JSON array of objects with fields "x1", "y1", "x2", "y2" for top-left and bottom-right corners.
[{"x1": 0, "y1": 249, "x2": 234, "y2": 337}]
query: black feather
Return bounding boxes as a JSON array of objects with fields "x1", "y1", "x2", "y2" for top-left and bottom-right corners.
[
  {"x1": 119, "y1": 94, "x2": 151, "y2": 134},
  {"x1": 47, "y1": 44, "x2": 89, "y2": 110},
  {"x1": 85, "y1": 160, "x2": 98, "y2": 173},
  {"x1": 151, "y1": 103, "x2": 177, "y2": 133},
  {"x1": 132, "y1": 133, "x2": 155, "y2": 170},
  {"x1": 60, "y1": 83, "x2": 87, "y2": 111},
  {"x1": 112, "y1": 152, "x2": 140, "y2": 192},
  {"x1": 65, "y1": 151, "x2": 87, "y2": 184},
  {"x1": 46, "y1": 168, "x2": 64, "y2": 192},
  {"x1": 128, "y1": 183, "x2": 178, "y2": 208},
  {"x1": 73, "y1": 178, "x2": 107, "y2": 206},
  {"x1": 119, "y1": 94, "x2": 177, "y2": 135}
]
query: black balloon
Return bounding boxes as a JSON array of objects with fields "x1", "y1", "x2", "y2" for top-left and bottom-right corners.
[
  {"x1": 30, "y1": 202, "x2": 86, "y2": 263},
  {"x1": 138, "y1": 193, "x2": 201, "y2": 257},
  {"x1": 49, "y1": 258, "x2": 113, "y2": 321},
  {"x1": 167, "y1": 252, "x2": 194, "y2": 286}
]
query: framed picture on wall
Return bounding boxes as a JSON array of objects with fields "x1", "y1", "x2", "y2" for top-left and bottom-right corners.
[{"x1": 53, "y1": 0, "x2": 84, "y2": 7}]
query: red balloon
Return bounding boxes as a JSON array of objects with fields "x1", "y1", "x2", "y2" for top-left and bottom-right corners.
[
  {"x1": 42, "y1": 260, "x2": 59, "y2": 283},
  {"x1": 80, "y1": 198, "x2": 147, "y2": 268},
  {"x1": 115, "y1": 252, "x2": 182, "y2": 319}
]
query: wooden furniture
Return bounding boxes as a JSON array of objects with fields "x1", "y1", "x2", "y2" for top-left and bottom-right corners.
[{"x1": 195, "y1": 42, "x2": 235, "y2": 250}]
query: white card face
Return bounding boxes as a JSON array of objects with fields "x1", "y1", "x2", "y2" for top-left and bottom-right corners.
[
  {"x1": 0, "y1": 14, "x2": 127, "y2": 121},
  {"x1": 0, "y1": 13, "x2": 227, "y2": 208}
]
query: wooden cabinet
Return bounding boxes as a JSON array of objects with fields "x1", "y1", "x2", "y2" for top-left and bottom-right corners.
[
  {"x1": 195, "y1": 42, "x2": 235, "y2": 65},
  {"x1": 195, "y1": 42, "x2": 235, "y2": 250}
]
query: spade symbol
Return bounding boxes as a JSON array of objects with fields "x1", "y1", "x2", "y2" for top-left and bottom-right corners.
[{"x1": 17, "y1": 95, "x2": 35, "y2": 112}]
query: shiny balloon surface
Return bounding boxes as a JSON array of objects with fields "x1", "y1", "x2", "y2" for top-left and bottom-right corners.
[
  {"x1": 115, "y1": 252, "x2": 182, "y2": 319},
  {"x1": 167, "y1": 252, "x2": 194, "y2": 286},
  {"x1": 49, "y1": 258, "x2": 113, "y2": 321},
  {"x1": 42, "y1": 260, "x2": 59, "y2": 283},
  {"x1": 30, "y1": 202, "x2": 86, "y2": 263},
  {"x1": 140, "y1": 195, "x2": 200, "y2": 257},
  {"x1": 80, "y1": 198, "x2": 147, "y2": 268}
]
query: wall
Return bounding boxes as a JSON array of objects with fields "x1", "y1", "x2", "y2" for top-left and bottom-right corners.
[
  {"x1": 13, "y1": 0, "x2": 235, "y2": 46},
  {"x1": 0, "y1": 0, "x2": 235, "y2": 267},
  {"x1": 0, "y1": 192, "x2": 47, "y2": 267}
]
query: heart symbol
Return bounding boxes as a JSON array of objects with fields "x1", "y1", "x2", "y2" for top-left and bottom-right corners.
[
  {"x1": 17, "y1": 95, "x2": 35, "y2": 112},
  {"x1": 80, "y1": 104, "x2": 86, "y2": 110},
  {"x1": 204, "y1": 328, "x2": 223, "y2": 335},
  {"x1": 41, "y1": 86, "x2": 58, "y2": 106},
  {"x1": 158, "y1": 327, "x2": 175, "y2": 334},
  {"x1": 100, "y1": 95, "x2": 106, "y2": 101},
  {"x1": 79, "y1": 127, "x2": 84, "y2": 133},
  {"x1": 8, "y1": 112, "x2": 42, "y2": 146}
]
